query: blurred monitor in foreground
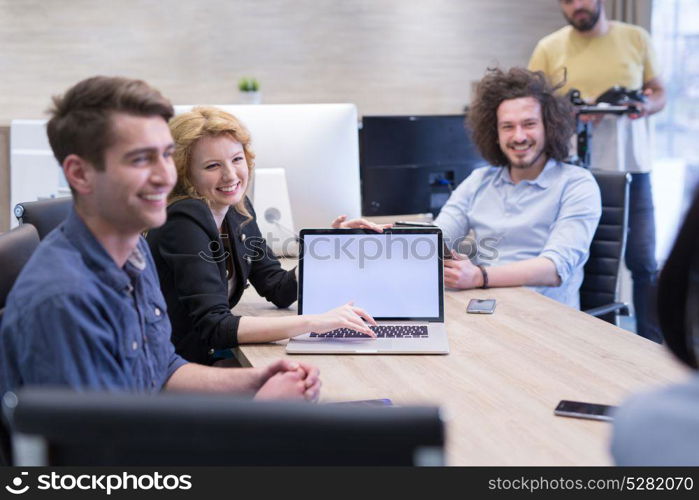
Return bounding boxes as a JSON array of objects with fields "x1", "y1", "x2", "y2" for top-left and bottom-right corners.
[{"x1": 3, "y1": 388, "x2": 445, "y2": 466}]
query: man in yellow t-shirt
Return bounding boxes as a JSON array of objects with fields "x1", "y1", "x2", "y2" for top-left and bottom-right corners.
[{"x1": 528, "y1": 0, "x2": 666, "y2": 342}]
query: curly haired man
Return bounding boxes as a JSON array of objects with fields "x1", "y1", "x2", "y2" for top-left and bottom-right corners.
[{"x1": 435, "y1": 67, "x2": 601, "y2": 309}]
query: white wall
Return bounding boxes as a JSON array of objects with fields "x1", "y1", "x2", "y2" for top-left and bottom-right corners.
[{"x1": 0, "y1": 0, "x2": 564, "y2": 122}]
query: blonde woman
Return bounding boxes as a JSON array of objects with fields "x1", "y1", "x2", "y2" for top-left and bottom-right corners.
[{"x1": 147, "y1": 107, "x2": 385, "y2": 364}]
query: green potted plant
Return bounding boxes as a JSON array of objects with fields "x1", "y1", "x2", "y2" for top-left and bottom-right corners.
[{"x1": 238, "y1": 77, "x2": 261, "y2": 104}]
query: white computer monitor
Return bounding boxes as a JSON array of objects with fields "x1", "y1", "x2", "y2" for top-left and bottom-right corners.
[
  {"x1": 253, "y1": 167, "x2": 298, "y2": 257},
  {"x1": 9, "y1": 120, "x2": 71, "y2": 228},
  {"x1": 9, "y1": 105, "x2": 361, "y2": 233},
  {"x1": 174, "y1": 104, "x2": 361, "y2": 232}
]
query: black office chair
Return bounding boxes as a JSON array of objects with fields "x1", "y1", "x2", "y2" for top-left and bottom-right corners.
[
  {"x1": 3, "y1": 388, "x2": 445, "y2": 466},
  {"x1": 580, "y1": 170, "x2": 631, "y2": 324},
  {"x1": 14, "y1": 197, "x2": 73, "y2": 240},
  {"x1": 0, "y1": 224, "x2": 40, "y2": 315},
  {"x1": 0, "y1": 223, "x2": 41, "y2": 466}
]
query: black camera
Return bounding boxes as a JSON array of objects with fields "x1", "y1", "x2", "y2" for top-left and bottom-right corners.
[
  {"x1": 566, "y1": 86, "x2": 646, "y2": 169},
  {"x1": 595, "y1": 86, "x2": 646, "y2": 106}
]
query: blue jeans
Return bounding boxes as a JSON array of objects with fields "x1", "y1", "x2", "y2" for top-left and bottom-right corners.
[{"x1": 626, "y1": 173, "x2": 662, "y2": 343}]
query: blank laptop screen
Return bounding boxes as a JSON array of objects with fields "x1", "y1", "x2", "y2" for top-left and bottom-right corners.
[{"x1": 299, "y1": 232, "x2": 442, "y2": 320}]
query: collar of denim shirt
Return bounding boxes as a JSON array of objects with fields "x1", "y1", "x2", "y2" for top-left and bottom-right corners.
[{"x1": 61, "y1": 208, "x2": 147, "y2": 294}]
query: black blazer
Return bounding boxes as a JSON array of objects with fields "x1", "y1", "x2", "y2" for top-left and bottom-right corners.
[{"x1": 146, "y1": 197, "x2": 297, "y2": 365}]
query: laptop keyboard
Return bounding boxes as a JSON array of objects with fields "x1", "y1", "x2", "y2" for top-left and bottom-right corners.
[{"x1": 309, "y1": 325, "x2": 428, "y2": 338}]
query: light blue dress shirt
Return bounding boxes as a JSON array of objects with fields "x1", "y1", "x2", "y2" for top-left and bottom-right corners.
[{"x1": 434, "y1": 159, "x2": 601, "y2": 308}]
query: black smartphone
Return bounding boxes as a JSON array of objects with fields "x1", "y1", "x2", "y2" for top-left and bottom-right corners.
[
  {"x1": 466, "y1": 298, "x2": 496, "y2": 314},
  {"x1": 393, "y1": 220, "x2": 436, "y2": 228},
  {"x1": 554, "y1": 400, "x2": 616, "y2": 422},
  {"x1": 328, "y1": 399, "x2": 393, "y2": 407}
]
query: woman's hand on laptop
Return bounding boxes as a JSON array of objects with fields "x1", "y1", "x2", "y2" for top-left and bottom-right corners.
[
  {"x1": 308, "y1": 302, "x2": 378, "y2": 338},
  {"x1": 331, "y1": 215, "x2": 391, "y2": 233}
]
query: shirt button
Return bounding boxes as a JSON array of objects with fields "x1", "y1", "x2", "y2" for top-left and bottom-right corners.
[
  {"x1": 240, "y1": 234, "x2": 246, "y2": 242},
  {"x1": 208, "y1": 348, "x2": 215, "y2": 355},
  {"x1": 154, "y1": 307, "x2": 161, "y2": 317},
  {"x1": 245, "y1": 256, "x2": 252, "y2": 265},
  {"x1": 132, "y1": 341, "x2": 138, "y2": 351}
]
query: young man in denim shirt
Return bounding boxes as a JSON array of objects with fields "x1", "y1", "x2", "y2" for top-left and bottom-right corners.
[{"x1": 0, "y1": 76, "x2": 319, "y2": 400}]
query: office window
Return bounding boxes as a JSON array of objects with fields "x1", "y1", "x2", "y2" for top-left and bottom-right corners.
[
  {"x1": 653, "y1": 0, "x2": 699, "y2": 162},
  {"x1": 651, "y1": 0, "x2": 699, "y2": 260}
]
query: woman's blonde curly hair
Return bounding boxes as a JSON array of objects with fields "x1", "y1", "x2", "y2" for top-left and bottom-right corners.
[{"x1": 168, "y1": 106, "x2": 256, "y2": 223}]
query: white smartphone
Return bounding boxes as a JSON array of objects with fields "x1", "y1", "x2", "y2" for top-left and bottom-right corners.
[
  {"x1": 554, "y1": 400, "x2": 616, "y2": 422},
  {"x1": 466, "y1": 298, "x2": 496, "y2": 314}
]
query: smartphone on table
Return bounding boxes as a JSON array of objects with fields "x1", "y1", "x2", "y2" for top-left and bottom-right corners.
[
  {"x1": 328, "y1": 399, "x2": 393, "y2": 407},
  {"x1": 466, "y1": 298, "x2": 496, "y2": 314},
  {"x1": 554, "y1": 400, "x2": 616, "y2": 422}
]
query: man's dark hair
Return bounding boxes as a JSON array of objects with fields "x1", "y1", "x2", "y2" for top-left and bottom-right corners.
[
  {"x1": 468, "y1": 67, "x2": 574, "y2": 167},
  {"x1": 47, "y1": 76, "x2": 174, "y2": 170}
]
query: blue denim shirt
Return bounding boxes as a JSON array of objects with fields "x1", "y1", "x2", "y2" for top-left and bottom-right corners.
[
  {"x1": 435, "y1": 160, "x2": 601, "y2": 308},
  {"x1": 0, "y1": 210, "x2": 187, "y2": 394}
]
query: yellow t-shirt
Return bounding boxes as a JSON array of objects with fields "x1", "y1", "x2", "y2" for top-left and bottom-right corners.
[{"x1": 528, "y1": 21, "x2": 658, "y2": 101}]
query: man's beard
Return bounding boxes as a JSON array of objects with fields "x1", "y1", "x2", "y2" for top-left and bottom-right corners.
[
  {"x1": 507, "y1": 143, "x2": 547, "y2": 170},
  {"x1": 564, "y1": 2, "x2": 602, "y2": 32}
]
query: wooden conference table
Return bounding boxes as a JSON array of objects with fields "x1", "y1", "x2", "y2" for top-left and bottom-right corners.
[{"x1": 233, "y1": 275, "x2": 688, "y2": 466}]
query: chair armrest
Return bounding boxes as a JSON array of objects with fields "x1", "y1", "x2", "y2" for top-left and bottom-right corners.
[{"x1": 584, "y1": 302, "x2": 630, "y2": 317}]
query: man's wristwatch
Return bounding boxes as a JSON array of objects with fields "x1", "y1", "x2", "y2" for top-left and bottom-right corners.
[{"x1": 476, "y1": 264, "x2": 489, "y2": 289}]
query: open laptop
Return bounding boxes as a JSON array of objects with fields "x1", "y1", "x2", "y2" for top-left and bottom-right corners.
[{"x1": 286, "y1": 228, "x2": 449, "y2": 354}]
